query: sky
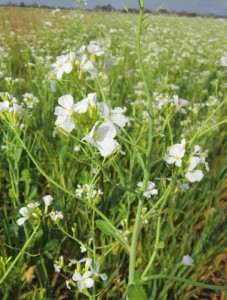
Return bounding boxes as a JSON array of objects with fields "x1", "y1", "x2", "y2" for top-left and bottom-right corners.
[{"x1": 0, "y1": 0, "x2": 227, "y2": 16}]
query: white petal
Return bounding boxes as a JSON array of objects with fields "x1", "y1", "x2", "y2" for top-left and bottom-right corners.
[
  {"x1": 27, "y1": 202, "x2": 39, "y2": 208},
  {"x1": 169, "y1": 144, "x2": 185, "y2": 158},
  {"x1": 58, "y1": 94, "x2": 74, "y2": 110},
  {"x1": 100, "y1": 273, "x2": 108, "y2": 281},
  {"x1": 98, "y1": 102, "x2": 109, "y2": 119},
  {"x1": 77, "y1": 281, "x2": 85, "y2": 290},
  {"x1": 111, "y1": 113, "x2": 127, "y2": 127},
  {"x1": 19, "y1": 207, "x2": 28, "y2": 217},
  {"x1": 164, "y1": 156, "x2": 176, "y2": 164},
  {"x1": 183, "y1": 255, "x2": 194, "y2": 266},
  {"x1": 96, "y1": 123, "x2": 117, "y2": 141},
  {"x1": 83, "y1": 271, "x2": 92, "y2": 279},
  {"x1": 16, "y1": 217, "x2": 28, "y2": 225},
  {"x1": 185, "y1": 170, "x2": 204, "y2": 182},
  {"x1": 74, "y1": 98, "x2": 89, "y2": 114},
  {"x1": 54, "y1": 106, "x2": 70, "y2": 116},
  {"x1": 55, "y1": 116, "x2": 75, "y2": 133},
  {"x1": 175, "y1": 158, "x2": 182, "y2": 167},
  {"x1": 56, "y1": 68, "x2": 63, "y2": 79},
  {"x1": 87, "y1": 93, "x2": 97, "y2": 106},
  {"x1": 96, "y1": 138, "x2": 118, "y2": 157},
  {"x1": 83, "y1": 60, "x2": 95, "y2": 72},
  {"x1": 188, "y1": 156, "x2": 200, "y2": 171},
  {"x1": 84, "y1": 278, "x2": 94, "y2": 288},
  {"x1": 42, "y1": 195, "x2": 53, "y2": 206},
  {"x1": 62, "y1": 61, "x2": 73, "y2": 74},
  {"x1": 137, "y1": 182, "x2": 143, "y2": 188},
  {"x1": 72, "y1": 271, "x2": 82, "y2": 282}
]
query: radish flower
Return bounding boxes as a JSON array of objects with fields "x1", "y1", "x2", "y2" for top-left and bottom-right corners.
[
  {"x1": 164, "y1": 139, "x2": 186, "y2": 167},
  {"x1": 82, "y1": 122, "x2": 118, "y2": 157},
  {"x1": 72, "y1": 271, "x2": 94, "y2": 290},
  {"x1": 54, "y1": 94, "x2": 76, "y2": 133}
]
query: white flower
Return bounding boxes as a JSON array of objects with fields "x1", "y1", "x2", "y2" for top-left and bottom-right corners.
[
  {"x1": 74, "y1": 93, "x2": 97, "y2": 114},
  {"x1": 80, "y1": 245, "x2": 87, "y2": 253},
  {"x1": 54, "y1": 263, "x2": 62, "y2": 272},
  {"x1": 75, "y1": 184, "x2": 83, "y2": 197},
  {"x1": 79, "y1": 257, "x2": 92, "y2": 268},
  {"x1": 42, "y1": 195, "x2": 53, "y2": 206},
  {"x1": 52, "y1": 54, "x2": 73, "y2": 79},
  {"x1": 49, "y1": 211, "x2": 63, "y2": 221},
  {"x1": 27, "y1": 202, "x2": 40, "y2": 209},
  {"x1": 0, "y1": 100, "x2": 10, "y2": 112},
  {"x1": 90, "y1": 262, "x2": 108, "y2": 281},
  {"x1": 82, "y1": 121, "x2": 118, "y2": 157},
  {"x1": 72, "y1": 271, "x2": 94, "y2": 290},
  {"x1": 193, "y1": 145, "x2": 210, "y2": 171},
  {"x1": 16, "y1": 202, "x2": 40, "y2": 225},
  {"x1": 98, "y1": 102, "x2": 127, "y2": 128},
  {"x1": 137, "y1": 181, "x2": 158, "y2": 198},
  {"x1": 10, "y1": 104, "x2": 24, "y2": 116},
  {"x1": 185, "y1": 170, "x2": 204, "y2": 182},
  {"x1": 80, "y1": 54, "x2": 96, "y2": 74},
  {"x1": 172, "y1": 95, "x2": 190, "y2": 114},
  {"x1": 55, "y1": 94, "x2": 75, "y2": 116},
  {"x1": 54, "y1": 94, "x2": 76, "y2": 133},
  {"x1": 164, "y1": 139, "x2": 186, "y2": 167},
  {"x1": 177, "y1": 180, "x2": 190, "y2": 192},
  {"x1": 16, "y1": 207, "x2": 29, "y2": 225},
  {"x1": 87, "y1": 41, "x2": 104, "y2": 56},
  {"x1": 182, "y1": 255, "x2": 194, "y2": 266},
  {"x1": 221, "y1": 56, "x2": 227, "y2": 66}
]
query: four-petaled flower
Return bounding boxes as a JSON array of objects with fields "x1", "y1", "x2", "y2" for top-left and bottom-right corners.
[
  {"x1": 72, "y1": 271, "x2": 94, "y2": 290},
  {"x1": 164, "y1": 139, "x2": 186, "y2": 167},
  {"x1": 137, "y1": 181, "x2": 158, "y2": 198},
  {"x1": 90, "y1": 262, "x2": 108, "y2": 281},
  {"x1": 52, "y1": 54, "x2": 73, "y2": 79},
  {"x1": 98, "y1": 102, "x2": 127, "y2": 129},
  {"x1": 82, "y1": 121, "x2": 118, "y2": 157}
]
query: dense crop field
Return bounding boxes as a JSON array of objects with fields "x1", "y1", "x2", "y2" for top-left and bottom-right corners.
[{"x1": 0, "y1": 2, "x2": 226, "y2": 299}]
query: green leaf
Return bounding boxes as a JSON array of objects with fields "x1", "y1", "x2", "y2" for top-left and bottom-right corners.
[
  {"x1": 96, "y1": 220, "x2": 115, "y2": 238},
  {"x1": 163, "y1": 208, "x2": 185, "y2": 215},
  {"x1": 128, "y1": 284, "x2": 147, "y2": 300}
]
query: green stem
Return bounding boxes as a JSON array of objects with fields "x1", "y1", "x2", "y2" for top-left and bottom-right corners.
[
  {"x1": 128, "y1": 198, "x2": 144, "y2": 285},
  {"x1": 141, "y1": 275, "x2": 227, "y2": 291},
  {"x1": 142, "y1": 215, "x2": 161, "y2": 277},
  {"x1": 189, "y1": 97, "x2": 227, "y2": 146},
  {"x1": 0, "y1": 223, "x2": 40, "y2": 286},
  {"x1": 10, "y1": 125, "x2": 130, "y2": 252}
]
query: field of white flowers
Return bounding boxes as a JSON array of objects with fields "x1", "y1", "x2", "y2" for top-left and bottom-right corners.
[{"x1": 0, "y1": 1, "x2": 227, "y2": 299}]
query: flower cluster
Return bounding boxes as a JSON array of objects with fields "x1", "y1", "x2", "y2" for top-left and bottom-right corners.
[
  {"x1": 0, "y1": 92, "x2": 24, "y2": 118},
  {"x1": 16, "y1": 195, "x2": 63, "y2": 225},
  {"x1": 53, "y1": 256, "x2": 107, "y2": 291},
  {"x1": 75, "y1": 183, "x2": 103, "y2": 200},
  {"x1": 164, "y1": 140, "x2": 209, "y2": 183},
  {"x1": 16, "y1": 202, "x2": 41, "y2": 226},
  {"x1": 54, "y1": 92, "x2": 127, "y2": 157},
  {"x1": 22, "y1": 93, "x2": 39, "y2": 109},
  {"x1": 51, "y1": 41, "x2": 104, "y2": 81}
]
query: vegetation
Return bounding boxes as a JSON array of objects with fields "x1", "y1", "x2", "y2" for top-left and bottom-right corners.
[{"x1": 0, "y1": 1, "x2": 226, "y2": 299}]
